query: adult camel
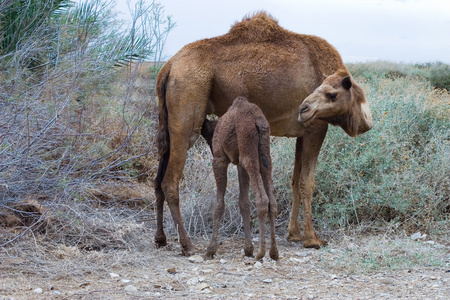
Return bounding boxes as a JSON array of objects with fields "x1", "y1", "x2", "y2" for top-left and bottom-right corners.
[{"x1": 154, "y1": 12, "x2": 373, "y2": 255}]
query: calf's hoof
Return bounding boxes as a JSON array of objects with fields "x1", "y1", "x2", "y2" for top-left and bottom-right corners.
[
  {"x1": 154, "y1": 234, "x2": 167, "y2": 248},
  {"x1": 204, "y1": 247, "x2": 216, "y2": 260},
  {"x1": 269, "y1": 248, "x2": 279, "y2": 261},
  {"x1": 256, "y1": 250, "x2": 265, "y2": 261},
  {"x1": 244, "y1": 244, "x2": 254, "y2": 257},
  {"x1": 303, "y1": 238, "x2": 328, "y2": 249}
]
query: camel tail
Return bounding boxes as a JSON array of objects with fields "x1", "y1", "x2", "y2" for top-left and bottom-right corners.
[{"x1": 155, "y1": 65, "x2": 171, "y2": 189}]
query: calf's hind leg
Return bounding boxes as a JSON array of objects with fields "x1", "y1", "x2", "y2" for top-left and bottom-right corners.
[
  {"x1": 205, "y1": 156, "x2": 229, "y2": 259},
  {"x1": 242, "y1": 157, "x2": 269, "y2": 261},
  {"x1": 237, "y1": 165, "x2": 254, "y2": 257},
  {"x1": 261, "y1": 165, "x2": 279, "y2": 260}
]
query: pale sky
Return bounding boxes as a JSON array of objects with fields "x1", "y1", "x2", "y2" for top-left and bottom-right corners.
[{"x1": 114, "y1": 0, "x2": 450, "y2": 63}]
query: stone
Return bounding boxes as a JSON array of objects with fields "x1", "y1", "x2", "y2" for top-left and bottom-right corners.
[
  {"x1": 410, "y1": 232, "x2": 426, "y2": 240},
  {"x1": 188, "y1": 255, "x2": 204, "y2": 263},
  {"x1": 196, "y1": 282, "x2": 209, "y2": 291},
  {"x1": 186, "y1": 277, "x2": 199, "y2": 285},
  {"x1": 109, "y1": 272, "x2": 120, "y2": 279},
  {"x1": 124, "y1": 285, "x2": 138, "y2": 292},
  {"x1": 33, "y1": 288, "x2": 43, "y2": 294}
]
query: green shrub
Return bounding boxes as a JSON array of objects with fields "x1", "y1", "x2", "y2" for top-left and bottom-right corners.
[
  {"x1": 428, "y1": 62, "x2": 450, "y2": 90},
  {"x1": 313, "y1": 73, "x2": 449, "y2": 233}
]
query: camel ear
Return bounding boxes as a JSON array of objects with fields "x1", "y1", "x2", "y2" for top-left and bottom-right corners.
[{"x1": 342, "y1": 76, "x2": 352, "y2": 90}]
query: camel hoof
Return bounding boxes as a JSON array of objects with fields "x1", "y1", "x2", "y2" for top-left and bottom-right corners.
[
  {"x1": 244, "y1": 245, "x2": 254, "y2": 258},
  {"x1": 303, "y1": 239, "x2": 328, "y2": 249},
  {"x1": 181, "y1": 245, "x2": 197, "y2": 256},
  {"x1": 269, "y1": 249, "x2": 279, "y2": 261},
  {"x1": 154, "y1": 235, "x2": 167, "y2": 248},
  {"x1": 204, "y1": 254, "x2": 214, "y2": 260},
  {"x1": 204, "y1": 248, "x2": 215, "y2": 260},
  {"x1": 286, "y1": 233, "x2": 304, "y2": 242},
  {"x1": 256, "y1": 251, "x2": 265, "y2": 261}
]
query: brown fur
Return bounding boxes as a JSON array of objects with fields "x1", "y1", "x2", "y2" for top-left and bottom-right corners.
[
  {"x1": 154, "y1": 12, "x2": 373, "y2": 254},
  {"x1": 203, "y1": 97, "x2": 278, "y2": 261}
]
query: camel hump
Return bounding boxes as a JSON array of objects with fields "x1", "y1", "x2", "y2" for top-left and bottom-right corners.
[{"x1": 227, "y1": 11, "x2": 285, "y2": 43}]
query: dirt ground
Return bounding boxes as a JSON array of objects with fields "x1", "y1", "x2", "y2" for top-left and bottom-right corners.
[{"x1": 1, "y1": 231, "x2": 449, "y2": 299}]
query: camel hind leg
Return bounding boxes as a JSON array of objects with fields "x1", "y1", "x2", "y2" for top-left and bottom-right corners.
[{"x1": 157, "y1": 80, "x2": 211, "y2": 255}]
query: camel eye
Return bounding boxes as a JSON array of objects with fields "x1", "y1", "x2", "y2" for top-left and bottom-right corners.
[{"x1": 327, "y1": 93, "x2": 337, "y2": 102}]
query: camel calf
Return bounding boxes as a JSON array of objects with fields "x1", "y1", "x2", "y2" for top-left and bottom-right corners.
[{"x1": 204, "y1": 96, "x2": 279, "y2": 261}]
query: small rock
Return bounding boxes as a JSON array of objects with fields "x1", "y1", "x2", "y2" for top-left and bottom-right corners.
[
  {"x1": 109, "y1": 272, "x2": 120, "y2": 279},
  {"x1": 295, "y1": 251, "x2": 312, "y2": 257},
  {"x1": 124, "y1": 285, "x2": 138, "y2": 292},
  {"x1": 410, "y1": 231, "x2": 426, "y2": 240},
  {"x1": 331, "y1": 274, "x2": 338, "y2": 280},
  {"x1": 201, "y1": 269, "x2": 213, "y2": 273},
  {"x1": 188, "y1": 255, "x2": 204, "y2": 263},
  {"x1": 307, "y1": 294, "x2": 315, "y2": 299},
  {"x1": 212, "y1": 282, "x2": 227, "y2": 288},
  {"x1": 290, "y1": 257, "x2": 307, "y2": 263},
  {"x1": 263, "y1": 278, "x2": 273, "y2": 283},
  {"x1": 424, "y1": 241, "x2": 435, "y2": 245},
  {"x1": 187, "y1": 277, "x2": 199, "y2": 285},
  {"x1": 53, "y1": 291, "x2": 62, "y2": 295},
  {"x1": 33, "y1": 288, "x2": 43, "y2": 294},
  {"x1": 196, "y1": 282, "x2": 209, "y2": 291},
  {"x1": 254, "y1": 261, "x2": 263, "y2": 268},
  {"x1": 167, "y1": 268, "x2": 176, "y2": 274},
  {"x1": 121, "y1": 279, "x2": 132, "y2": 283},
  {"x1": 219, "y1": 259, "x2": 227, "y2": 264}
]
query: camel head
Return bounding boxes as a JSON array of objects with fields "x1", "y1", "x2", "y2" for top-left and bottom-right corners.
[{"x1": 298, "y1": 69, "x2": 373, "y2": 137}]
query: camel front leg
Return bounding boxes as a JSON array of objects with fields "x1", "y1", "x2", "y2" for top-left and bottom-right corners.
[
  {"x1": 288, "y1": 123, "x2": 328, "y2": 249},
  {"x1": 287, "y1": 138, "x2": 304, "y2": 242}
]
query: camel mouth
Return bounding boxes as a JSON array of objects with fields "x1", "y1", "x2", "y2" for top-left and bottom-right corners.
[{"x1": 298, "y1": 107, "x2": 316, "y2": 125}]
